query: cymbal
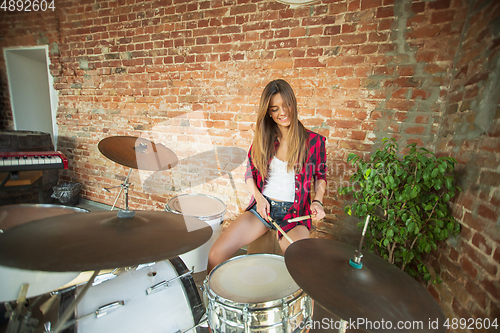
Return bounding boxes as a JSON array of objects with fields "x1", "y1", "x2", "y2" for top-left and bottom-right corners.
[
  {"x1": 98, "y1": 136, "x2": 178, "y2": 171},
  {"x1": 0, "y1": 204, "x2": 88, "y2": 231},
  {"x1": 0, "y1": 211, "x2": 212, "y2": 272},
  {"x1": 0, "y1": 204, "x2": 87, "y2": 302},
  {"x1": 285, "y1": 239, "x2": 446, "y2": 333}
]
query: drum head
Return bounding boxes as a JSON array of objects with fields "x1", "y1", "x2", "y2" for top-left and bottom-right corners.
[
  {"x1": 166, "y1": 194, "x2": 226, "y2": 221},
  {"x1": 208, "y1": 254, "x2": 300, "y2": 303}
]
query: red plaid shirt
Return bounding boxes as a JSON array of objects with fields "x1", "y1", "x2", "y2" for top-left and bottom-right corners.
[{"x1": 244, "y1": 130, "x2": 327, "y2": 233}]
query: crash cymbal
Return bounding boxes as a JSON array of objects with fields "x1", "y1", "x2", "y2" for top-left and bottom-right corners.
[
  {"x1": 0, "y1": 204, "x2": 88, "y2": 302},
  {"x1": 285, "y1": 239, "x2": 446, "y2": 333},
  {"x1": 98, "y1": 136, "x2": 178, "y2": 171},
  {"x1": 0, "y1": 211, "x2": 212, "y2": 272}
]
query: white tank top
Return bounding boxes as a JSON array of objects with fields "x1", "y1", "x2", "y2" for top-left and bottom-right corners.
[{"x1": 262, "y1": 157, "x2": 295, "y2": 202}]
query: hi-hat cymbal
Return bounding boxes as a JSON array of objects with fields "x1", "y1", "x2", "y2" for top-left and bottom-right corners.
[
  {"x1": 98, "y1": 136, "x2": 178, "y2": 171},
  {"x1": 285, "y1": 239, "x2": 446, "y2": 333},
  {"x1": 0, "y1": 211, "x2": 212, "y2": 272}
]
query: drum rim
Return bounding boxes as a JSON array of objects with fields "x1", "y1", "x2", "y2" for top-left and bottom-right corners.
[
  {"x1": 0, "y1": 203, "x2": 89, "y2": 213},
  {"x1": 165, "y1": 193, "x2": 226, "y2": 221},
  {"x1": 205, "y1": 253, "x2": 304, "y2": 309}
]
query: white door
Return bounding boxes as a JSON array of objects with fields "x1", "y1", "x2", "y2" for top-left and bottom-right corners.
[{"x1": 4, "y1": 46, "x2": 58, "y2": 149}]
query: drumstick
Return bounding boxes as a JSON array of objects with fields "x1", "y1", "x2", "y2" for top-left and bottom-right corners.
[
  {"x1": 267, "y1": 215, "x2": 294, "y2": 244},
  {"x1": 287, "y1": 214, "x2": 314, "y2": 223}
]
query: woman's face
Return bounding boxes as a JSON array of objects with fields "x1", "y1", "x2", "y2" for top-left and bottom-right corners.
[{"x1": 268, "y1": 93, "x2": 291, "y2": 129}]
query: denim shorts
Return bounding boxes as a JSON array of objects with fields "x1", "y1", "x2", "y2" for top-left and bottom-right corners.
[{"x1": 248, "y1": 196, "x2": 294, "y2": 230}]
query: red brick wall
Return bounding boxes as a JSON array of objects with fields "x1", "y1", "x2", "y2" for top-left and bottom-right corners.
[
  {"x1": 429, "y1": 0, "x2": 500, "y2": 327},
  {"x1": 0, "y1": 0, "x2": 498, "y2": 329}
]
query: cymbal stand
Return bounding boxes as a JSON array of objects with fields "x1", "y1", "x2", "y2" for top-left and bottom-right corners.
[
  {"x1": 103, "y1": 168, "x2": 135, "y2": 218},
  {"x1": 349, "y1": 215, "x2": 371, "y2": 269}
]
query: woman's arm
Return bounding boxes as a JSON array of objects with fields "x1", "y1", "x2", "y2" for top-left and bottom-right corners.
[
  {"x1": 311, "y1": 135, "x2": 327, "y2": 221},
  {"x1": 311, "y1": 179, "x2": 326, "y2": 220},
  {"x1": 246, "y1": 178, "x2": 270, "y2": 221}
]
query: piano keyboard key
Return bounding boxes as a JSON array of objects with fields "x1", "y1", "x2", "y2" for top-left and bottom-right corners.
[{"x1": 0, "y1": 152, "x2": 68, "y2": 172}]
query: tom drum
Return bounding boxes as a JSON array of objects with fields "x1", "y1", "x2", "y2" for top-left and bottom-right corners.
[
  {"x1": 204, "y1": 254, "x2": 313, "y2": 332},
  {"x1": 165, "y1": 194, "x2": 226, "y2": 273}
]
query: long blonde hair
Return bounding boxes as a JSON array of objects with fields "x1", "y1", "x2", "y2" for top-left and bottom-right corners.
[{"x1": 251, "y1": 79, "x2": 308, "y2": 178}]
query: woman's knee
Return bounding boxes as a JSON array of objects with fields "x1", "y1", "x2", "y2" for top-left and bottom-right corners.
[
  {"x1": 279, "y1": 225, "x2": 310, "y2": 253},
  {"x1": 208, "y1": 239, "x2": 228, "y2": 265}
]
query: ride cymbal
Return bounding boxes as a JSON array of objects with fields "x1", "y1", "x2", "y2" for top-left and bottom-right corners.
[
  {"x1": 0, "y1": 211, "x2": 212, "y2": 272},
  {"x1": 285, "y1": 238, "x2": 446, "y2": 333},
  {"x1": 98, "y1": 136, "x2": 178, "y2": 171}
]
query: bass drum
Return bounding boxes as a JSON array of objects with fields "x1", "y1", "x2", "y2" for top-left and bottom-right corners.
[{"x1": 76, "y1": 257, "x2": 204, "y2": 333}]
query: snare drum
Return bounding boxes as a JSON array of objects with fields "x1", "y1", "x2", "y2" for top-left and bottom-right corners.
[
  {"x1": 165, "y1": 194, "x2": 226, "y2": 273},
  {"x1": 204, "y1": 254, "x2": 313, "y2": 332},
  {"x1": 0, "y1": 204, "x2": 87, "y2": 302},
  {"x1": 76, "y1": 257, "x2": 203, "y2": 333}
]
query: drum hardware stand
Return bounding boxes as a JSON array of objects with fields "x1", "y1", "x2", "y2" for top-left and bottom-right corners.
[
  {"x1": 349, "y1": 215, "x2": 371, "y2": 269},
  {"x1": 50, "y1": 270, "x2": 100, "y2": 333},
  {"x1": 103, "y1": 168, "x2": 135, "y2": 218},
  {"x1": 146, "y1": 266, "x2": 194, "y2": 295},
  {"x1": 5, "y1": 285, "x2": 57, "y2": 333},
  {"x1": 5, "y1": 284, "x2": 38, "y2": 333},
  {"x1": 39, "y1": 294, "x2": 60, "y2": 316}
]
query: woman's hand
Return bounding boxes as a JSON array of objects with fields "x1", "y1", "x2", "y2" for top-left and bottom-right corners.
[
  {"x1": 255, "y1": 194, "x2": 270, "y2": 221},
  {"x1": 310, "y1": 201, "x2": 325, "y2": 221}
]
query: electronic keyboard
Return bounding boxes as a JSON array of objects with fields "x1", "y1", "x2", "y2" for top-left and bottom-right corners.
[{"x1": 0, "y1": 151, "x2": 68, "y2": 172}]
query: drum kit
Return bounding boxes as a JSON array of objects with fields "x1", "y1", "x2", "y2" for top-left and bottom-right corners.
[{"x1": 0, "y1": 136, "x2": 447, "y2": 333}]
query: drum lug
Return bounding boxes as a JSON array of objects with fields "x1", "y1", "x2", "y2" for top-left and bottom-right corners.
[
  {"x1": 146, "y1": 267, "x2": 194, "y2": 295},
  {"x1": 213, "y1": 296, "x2": 221, "y2": 316},
  {"x1": 282, "y1": 298, "x2": 290, "y2": 333},
  {"x1": 243, "y1": 306, "x2": 251, "y2": 333}
]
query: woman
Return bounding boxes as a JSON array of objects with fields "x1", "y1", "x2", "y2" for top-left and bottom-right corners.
[{"x1": 207, "y1": 79, "x2": 327, "y2": 273}]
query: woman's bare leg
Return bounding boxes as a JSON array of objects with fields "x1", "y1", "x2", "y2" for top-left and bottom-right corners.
[
  {"x1": 278, "y1": 225, "x2": 310, "y2": 254},
  {"x1": 207, "y1": 211, "x2": 269, "y2": 273}
]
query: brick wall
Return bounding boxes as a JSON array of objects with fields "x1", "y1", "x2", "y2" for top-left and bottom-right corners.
[
  {"x1": 429, "y1": 0, "x2": 500, "y2": 328},
  {"x1": 0, "y1": 0, "x2": 498, "y2": 330}
]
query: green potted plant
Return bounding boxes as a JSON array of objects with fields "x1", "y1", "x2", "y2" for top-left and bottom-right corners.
[{"x1": 339, "y1": 138, "x2": 461, "y2": 282}]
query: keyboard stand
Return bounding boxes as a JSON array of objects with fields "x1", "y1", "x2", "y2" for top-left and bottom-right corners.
[{"x1": 0, "y1": 171, "x2": 44, "y2": 203}]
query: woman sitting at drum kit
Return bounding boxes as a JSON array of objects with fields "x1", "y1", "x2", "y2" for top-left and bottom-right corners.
[{"x1": 207, "y1": 79, "x2": 327, "y2": 273}]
